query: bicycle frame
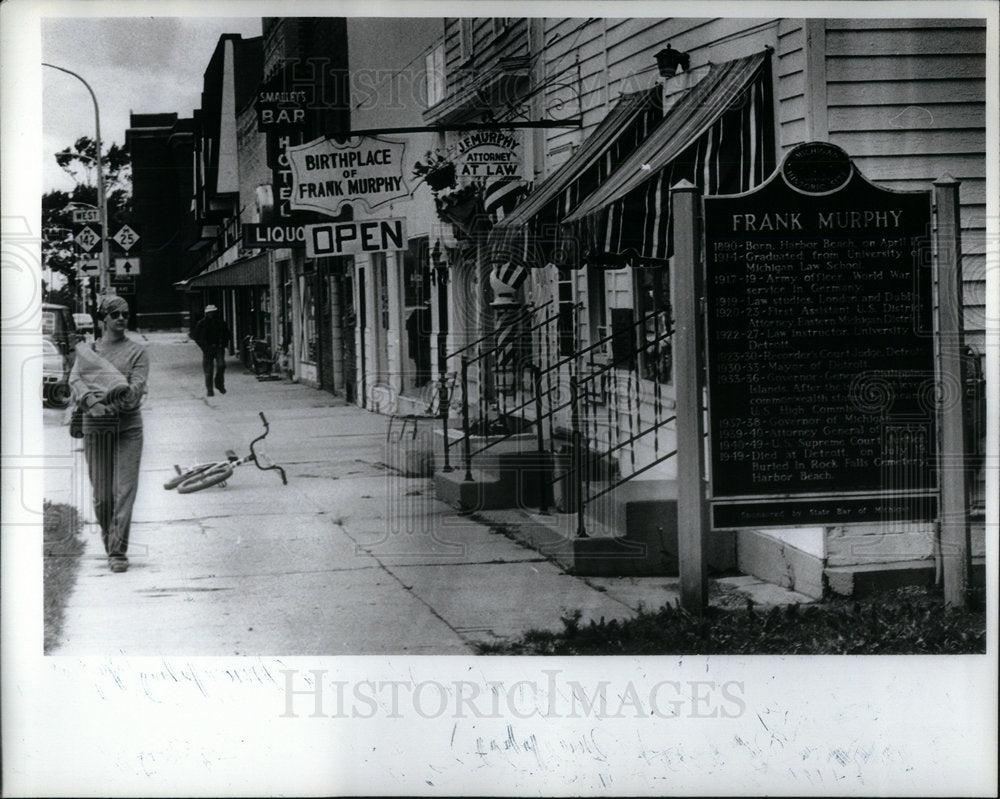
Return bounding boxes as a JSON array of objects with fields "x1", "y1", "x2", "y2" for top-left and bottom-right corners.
[{"x1": 164, "y1": 411, "x2": 287, "y2": 490}]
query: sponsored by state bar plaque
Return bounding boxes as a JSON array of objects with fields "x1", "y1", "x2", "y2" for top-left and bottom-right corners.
[{"x1": 704, "y1": 142, "x2": 937, "y2": 529}]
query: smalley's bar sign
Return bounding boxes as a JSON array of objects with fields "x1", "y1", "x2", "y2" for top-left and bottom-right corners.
[
  {"x1": 288, "y1": 135, "x2": 409, "y2": 216},
  {"x1": 703, "y1": 142, "x2": 937, "y2": 530}
]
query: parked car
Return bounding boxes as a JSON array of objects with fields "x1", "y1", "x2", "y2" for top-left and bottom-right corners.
[
  {"x1": 42, "y1": 338, "x2": 72, "y2": 408},
  {"x1": 42, "y1": 303, "x2": 79, "y2": 357},
  {"x1": 73, "y1": 312, "x2": 95, "y2": 336}
]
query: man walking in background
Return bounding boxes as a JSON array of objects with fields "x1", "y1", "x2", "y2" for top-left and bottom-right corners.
[{"x1": 192, "y1": 304, "x2": 231, "y2": 397}]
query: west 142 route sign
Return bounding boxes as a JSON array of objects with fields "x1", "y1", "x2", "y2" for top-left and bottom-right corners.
[{"x1": 703, "y1": 142, "x2": 936, "y2": 530}]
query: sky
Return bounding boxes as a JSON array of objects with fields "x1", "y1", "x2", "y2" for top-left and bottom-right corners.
[
  {"x1": 42, "y1": 16, "x2": 264, "y2": 194},
  {"x1": 41, "y1": 13, "x2": 445, "y2": 195}
]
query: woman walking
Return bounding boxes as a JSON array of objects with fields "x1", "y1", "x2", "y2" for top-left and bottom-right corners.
[{"x1": 69, "y1": 296, "x2": 149, "y2": 572}]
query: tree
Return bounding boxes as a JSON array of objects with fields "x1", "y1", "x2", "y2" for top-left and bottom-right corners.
[{"x1": 42, "y1": 138, "x2": 132, "y2": 307}]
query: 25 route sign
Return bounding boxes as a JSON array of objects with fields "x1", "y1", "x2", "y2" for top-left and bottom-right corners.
[
  {"x1": 112, "y1": 224, "x2": 140, "y2": 253},
  {"x1": 75, "y1": 225, "x2": 101, "y2": 252}
]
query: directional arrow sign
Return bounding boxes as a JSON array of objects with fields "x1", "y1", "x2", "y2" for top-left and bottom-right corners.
[
  {"x1": 79, "y1": 259, "x2": 101, "y2": 274},
  {"x1": 112, "y1": 224, "x2": 140, "y2": 252},
  {"x1": 75, "y1": 225, "x2": 100, "y2": 252},
  {"x1": 114, "y1": 257, "x2": 141, "y2": 276}
]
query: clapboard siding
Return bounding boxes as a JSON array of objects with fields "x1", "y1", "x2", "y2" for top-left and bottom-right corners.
[
  {"x1": 827, "y1": 79, "x2": 986, "y2": 106},
  {"x1": 823, "y1": 19, "x2": 987, "y2": 344},
  {"x1": 825, "y1": 26, "x2": 987, "y2": 56},
  {"x1": 869, "y1": 177, "x2": 987, "y2": 208},
  {"x1": 827, "y1": 54, "x2": 985, "y2": 82},
  {"x1": 832, "y1": 129, "x2": 985, "y2": 156},
  {"x1": 828, "y1": 104, "x2": 985, "y2": 132},
  {"x1": 851, "y1": 154, "x2": 986, "y2": 182}
]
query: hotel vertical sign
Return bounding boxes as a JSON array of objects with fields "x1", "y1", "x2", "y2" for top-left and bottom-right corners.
[{"x1": 704, "y1": 143, "x2": 937, "y2": 529}]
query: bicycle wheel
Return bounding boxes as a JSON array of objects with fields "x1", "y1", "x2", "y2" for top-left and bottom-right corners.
[
  {"x1": 177, "y1": 464, "x2": 234, "y2": 493},
  {"x1": 164, "y1": 463, "x2": 214, "y2": 490}
]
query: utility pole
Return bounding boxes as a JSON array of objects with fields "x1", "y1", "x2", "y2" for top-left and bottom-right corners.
[{"x1": 43, "y1": 63, "x2": 111, "y2": 295}]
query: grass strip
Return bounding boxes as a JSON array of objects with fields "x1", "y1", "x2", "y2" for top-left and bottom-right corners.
[
  {"x1": 43, "y1": 500, "x2": 85, "y2": 654},
  {"x1": 476, "y1": 585, "x2": 986, "y2": 655}
]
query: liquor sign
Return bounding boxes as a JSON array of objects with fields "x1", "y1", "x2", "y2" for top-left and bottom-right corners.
[
  {"x1": 304, "y1": 217, "x2": 407, "y2": 258},
  {"x1": 704, "y1": 142, "x2": 936, "y2": 529},
  {"x1": 453, "y1": 129, "x2": 522, "y2": 180},
  {"x1": 288, "y1": 136, "x2": 408, "y2": 216},
  {"x1": 244, "y1": 223, "x2": 307, "y2": 248}
]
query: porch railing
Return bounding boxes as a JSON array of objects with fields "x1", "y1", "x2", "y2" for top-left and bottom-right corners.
[{"x1": 440, "y1": 296, "x2": 683, "y2": 536}]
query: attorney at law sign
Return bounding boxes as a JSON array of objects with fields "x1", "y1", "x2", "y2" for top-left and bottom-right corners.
[{"x1": 288, "y1": 135, "x2": 409, "y2": 216}]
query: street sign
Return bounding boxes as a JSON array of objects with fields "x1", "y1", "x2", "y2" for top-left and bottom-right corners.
[
  {"x1": 79, "y1": 259, "x2": 101, "y2": 274},
  {"x1": 112, "y1": 224, "x2": 140, "y2": 252},
  {"x1": 114, "y1": 257, "x2": 141, "y2": 276},
  {"x1": 72, "y1": 208, "x2": 101, "y2": 224},
  {"x1": 75, "y1": 225, "x2": 101, "y2": 252}
]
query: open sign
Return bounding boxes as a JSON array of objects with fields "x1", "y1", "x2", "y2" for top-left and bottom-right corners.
[{"x1": 304, "y1": 218, "x2": 407, "y2": 258}]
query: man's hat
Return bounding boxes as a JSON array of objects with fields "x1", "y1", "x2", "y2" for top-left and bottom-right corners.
[{"x1": 204, "y1": 304, "x2": 218, "y2": 313}]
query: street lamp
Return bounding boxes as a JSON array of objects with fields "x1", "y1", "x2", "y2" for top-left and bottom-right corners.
[{"x1": 42, "y1": 63, "x2": 111, "y2": 295}]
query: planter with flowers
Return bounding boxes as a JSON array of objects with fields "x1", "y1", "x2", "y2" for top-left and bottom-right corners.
[{"x1": 412, "y1": 150, "x2": 457, "y2": 193}]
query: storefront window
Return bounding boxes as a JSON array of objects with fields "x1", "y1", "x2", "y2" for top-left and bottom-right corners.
[
  {"x1": 635, "y1": 265, "x2": 672, "y2": 384},
  {"x1": 403, "y1": 237, "x2": 432, "y2": 391},
  {"x1": 299, "y1": 268, "x2": 318, "y2": 365}
]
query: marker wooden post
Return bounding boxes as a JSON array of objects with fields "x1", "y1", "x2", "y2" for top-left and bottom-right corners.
[
  {"x1": 933, "y1": 176, "x2": 971, "y2": 608},
  {"x1": 671, "y1": 180, "x2": 708, "y2": 613}
]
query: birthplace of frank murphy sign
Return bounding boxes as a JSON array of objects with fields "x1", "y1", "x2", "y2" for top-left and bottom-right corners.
[{"x1": 288, "y1": 135, "x2": 409, "y2": 216}]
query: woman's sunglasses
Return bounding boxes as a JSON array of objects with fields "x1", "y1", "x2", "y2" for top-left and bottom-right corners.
[{"x1": 106, "y1": 310, "x2": 128, "y2": 319}]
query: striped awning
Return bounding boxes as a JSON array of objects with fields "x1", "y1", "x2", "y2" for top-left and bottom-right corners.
[
  {"x1": 564, "y1": 49, "x2": 774, "y2": 264},
  {"x1": 488, "y1": 85, "x2": 664, "y2": 268},
  {"x1": 185, "y1": 251, "x2": 270, "y2": 289}
]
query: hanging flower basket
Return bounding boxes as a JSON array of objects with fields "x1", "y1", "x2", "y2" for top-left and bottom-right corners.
[
  {"x1": 425, "y1": 162, "x2": 457, "y2": 191},
  {"x1": 413, "y1": 150, "x2": 457, "y2": 193}
]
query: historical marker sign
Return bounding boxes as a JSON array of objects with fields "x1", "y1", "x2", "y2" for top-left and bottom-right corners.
[
  {"x1": 704, "y1": 142, "x2": 936, "y2": 529},
  {"x1": 288, "y1": 136, "x2": 409, "y2": 216}
]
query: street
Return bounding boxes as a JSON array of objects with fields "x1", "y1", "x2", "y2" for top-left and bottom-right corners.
[{"x1": 44, "y1": 332, "x2": 698, "y2": 655}]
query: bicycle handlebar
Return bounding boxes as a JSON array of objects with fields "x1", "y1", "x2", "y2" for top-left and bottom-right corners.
[{"x1": 250, "y1": 411, "x2": 287, "y2": 485}]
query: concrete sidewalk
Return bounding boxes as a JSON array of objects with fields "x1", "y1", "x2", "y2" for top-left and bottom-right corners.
[{"x1": 45, "y1": 332, "x2": 811, "y2": 655}]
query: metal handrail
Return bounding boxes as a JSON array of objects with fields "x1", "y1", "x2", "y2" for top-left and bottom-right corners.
[
  {"x1": 445, "y1": 300, "x2": 553, "y2": 360},
  {"x1": 577, "y1": 328, "x2": 674, "y2": 385},
  {"x1": 536, "y1": 306, "x2": 669, "y2": 381}
]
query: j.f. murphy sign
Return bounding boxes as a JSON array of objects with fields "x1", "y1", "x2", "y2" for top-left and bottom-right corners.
[
  {"x1": 703, "y1": 142, "x2": 936, "y2": 530},
  {"x1": 453, "y1": 129, "x2": 522, "y2": 180},
  {"x1": 288, "y1": 136, "x2": 409, "y2": 216}
]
